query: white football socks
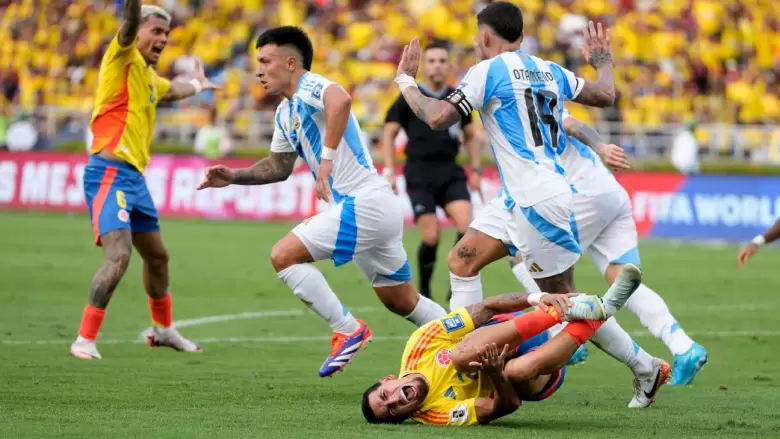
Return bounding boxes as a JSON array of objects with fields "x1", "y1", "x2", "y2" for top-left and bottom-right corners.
[
  {"x1": 277, "y1": 264, "x2": 360, "y2": 334},
  {"x1": 449, "y1": 272, "x2": 484, "y2": 311},
  {"x1": 511, "y1": 261, "x2": 542, "y2": 294},
  {"x1": 625, "y1": 284, "x2": 694, "y2": 355},
  {"x1": 405, "y1": 294, "x2": 447, "y2": 326},
  {"x1": 590, "y1": 317, "x2": 655, "y2": 376}
]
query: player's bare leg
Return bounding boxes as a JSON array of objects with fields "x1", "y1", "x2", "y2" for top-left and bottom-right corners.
[
  {"x1": 416, "y1": 213, "x2": 441, "y2": 299},
  {"x1": 373, "y1": 281, "x2": 445, "y2": 326},
  {"x1": 133, "y1": 231, "x2": 201, "y2": 353},
  {"x1": 443, "y1": 199, "x2": 473, "y2": 302},
  {"x1": 71, "y1": 230, "x2": 132, "y2": 360},
  {"x1": 272, "y1": 232, "x2": 371, "y2": 377},
  {"x1": 447, "y1": 228, "x2": 509, "y2": 310},
  {"x1": 605, "y1": 263, "x2": 707, "y2": 385}
]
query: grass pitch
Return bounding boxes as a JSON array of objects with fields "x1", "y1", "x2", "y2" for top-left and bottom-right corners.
[{"x1": 1, "y1": 210, "x2": 779, "y2": 438}]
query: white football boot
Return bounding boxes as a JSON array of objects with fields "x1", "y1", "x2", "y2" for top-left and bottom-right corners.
[
  {"x1": 629, "y1": 358, "x2": 671, "y2": 408},
  {"x1": 563, "y1": 264, "x2": 643, "y2": 321},
  {"x1": 146, "y1": 326, "x2": 202, "y2": 353},
  {"x1": 70, "y1": 338, "x2": 102, "y2": 360}
]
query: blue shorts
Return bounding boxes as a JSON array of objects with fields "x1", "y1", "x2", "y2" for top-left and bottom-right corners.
[
  {"x1": 482, "y1": 311, "x2": 566, "y2": 402},
  {"x1": 83, "y1": 155, "x2": 159, "y2": 246}
]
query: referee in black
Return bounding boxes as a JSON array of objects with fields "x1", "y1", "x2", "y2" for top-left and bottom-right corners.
[{"x1": 381, "y1": 40, "x2": 482, "y2": 301}]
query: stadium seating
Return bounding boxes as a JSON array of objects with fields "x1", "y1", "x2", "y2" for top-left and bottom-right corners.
[{"x1": 0, "y1": 0, "x2": 777, "y2": 146}]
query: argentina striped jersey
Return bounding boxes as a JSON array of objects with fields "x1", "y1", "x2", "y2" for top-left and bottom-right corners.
[
  {"x1": 446, "y1": 50, "x2": 584, "y2": 208},
  {"x1": 270, "y1": 72, "x2": 386, "y2": 203}
]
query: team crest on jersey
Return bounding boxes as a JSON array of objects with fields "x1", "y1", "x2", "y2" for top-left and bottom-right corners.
[
  {"x1": 291, "y1": 116, "x2": 301, "y2": 131},
  {"x1": 148, "y1": 85, "x2": 155, "y2": 103},
  {"x1": 435, "y1": 349, "x2": 453, "y2": 368},
  {"x1": 441, "y1": 315, "x2": 465, "y2": 333},
  {"x1": 312, "y1": 83, "x2": 324, "y2": 99},
  {"x1": 117, "y1": 209, "x2": 129, "y2": 223}
]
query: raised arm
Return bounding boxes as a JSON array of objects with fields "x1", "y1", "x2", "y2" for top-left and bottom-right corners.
[
  {"x1": 572, "y1": 21, "x2": 615, "y2": 108},
  {"x1": 118, "y1": 0, "x2": 142, "y2": 47},
  {"x1": 162, "y1": 62, "x2": 219, "y2": 103},
  {"x1": 395, "y1": 38, "x2": 463, "y2": 130}
]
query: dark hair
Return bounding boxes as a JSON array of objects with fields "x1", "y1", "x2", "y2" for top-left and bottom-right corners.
[
  {"x1": 424, "y1": 40, "x2": 450, "y2": 53},
  {"x1": 361, "y1": 382, "x2": 383, "y2": 424},
  {"x1": 477, "y1": 1, "x2": 524, "y2": 43},
  {"x1": 256, "y1": 26, "x2": 314, "y2": 71}
]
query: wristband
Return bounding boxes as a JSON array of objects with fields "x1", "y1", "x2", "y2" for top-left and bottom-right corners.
[
  {"x1": 321, "y1": 147, "x2": 337, "y2": 161},
  {"x1": 527, "y1": 292, "x2": 547, "y2": 306},
  {"x1": 382, "y1": 167, "x2": 395, "y2": 177},
  {"x1": 189, "y1": 78, "x2": 203, "y2": 94},
  {"x1": 394, "y1": 74, "x2": 418, "y2": 92},
  {"x1": 752, "y1": 235, "x2": 766, "y2": 246}
]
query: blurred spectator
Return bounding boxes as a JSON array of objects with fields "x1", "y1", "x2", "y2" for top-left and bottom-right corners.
[
  {"x1": 671, "y1": 122, "x2": 700, "y2": 174},
  {"x1": 0, "y1": 0, "x2": 777, "y2": 149},
  {"x1": 194, "y1": 106, "x2": 234, "y2": 159}
]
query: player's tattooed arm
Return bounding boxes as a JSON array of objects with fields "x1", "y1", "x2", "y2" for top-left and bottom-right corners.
[
  {"x1": 464, "y1": 293, "x2": 532, "y2": 328},
  {"x1": 573, "y1": 21, "x2": 615, "y2": 108},
  {"x1": 563, "y1": 116, "x2": 604, "y2": 148},
  {"x1": 118, "y1": 0, "x2": 142, "y2": 47},
  {"x1": 233, "y1": 152, "x2": 298, "y2": 185},
  {"x1": 400, "y1": 87, "x2": 462, "y2": 130}
]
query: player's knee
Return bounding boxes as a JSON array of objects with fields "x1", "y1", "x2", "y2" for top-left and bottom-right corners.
[
  {"x1": 145, "y1": 247, "x2": 169, "y2": 269},
  {"x1": 269, "y1": 243, "x2": 289, "y2": 272},
  {"x1": 376, "y1": 284, "x2": 418, "y2": 316},
  {"x1": 447, "y1": 247, "x2": 477, "y2": 277},
  {"x1": 106, "y1": 249, "x2": 131, "y2": 275}
]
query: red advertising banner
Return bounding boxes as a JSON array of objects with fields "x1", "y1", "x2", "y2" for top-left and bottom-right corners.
[{"x1": 0, "y1": 152, "x2": 504, "y2": 225}]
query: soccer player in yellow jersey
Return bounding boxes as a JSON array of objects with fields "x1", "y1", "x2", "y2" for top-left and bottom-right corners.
[
  {"x1": 362, "y1": 265, "x2": 667, "y2": 425},
  {"x1": 70, "y1": 1, "x2": 218, "y2": 360}
]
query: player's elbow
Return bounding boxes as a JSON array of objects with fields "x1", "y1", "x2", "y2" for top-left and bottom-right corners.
[
  {"x1": 596, "y1": 87, "x2": 616, "y2": 107},
  {"x1": 428, "y1": 113, "x2": 451, "y2": 131}
]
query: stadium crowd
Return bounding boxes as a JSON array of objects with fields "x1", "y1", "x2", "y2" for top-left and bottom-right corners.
[{"x1": 0, "y1": 0, "x2": 778, "y2": 151}]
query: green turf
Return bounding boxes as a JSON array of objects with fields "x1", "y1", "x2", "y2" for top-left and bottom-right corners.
[{"x1": 1, "y1": 210, "x2": 779, "y2": 438}]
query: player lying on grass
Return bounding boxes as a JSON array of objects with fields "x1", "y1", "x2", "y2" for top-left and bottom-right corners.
[
  {"x1": 71, "y1": 1, "x2": 219, "y2": 360},
  {"x1": 362, "y1": 264, "x2": 666, "y2": 426},
  {"x1": 197, "y1": 26, "x2": 446, "y2": 378}
]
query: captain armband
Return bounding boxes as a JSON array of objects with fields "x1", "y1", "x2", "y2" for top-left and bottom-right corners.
[{"x1": 445, "y1": 89, "x2": 473, "y2": 118}]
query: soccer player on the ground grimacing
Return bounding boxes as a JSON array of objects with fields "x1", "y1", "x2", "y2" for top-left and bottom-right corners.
[
  {"x1": 362, "y1": 264, "x2": 661, "y2": 426},
  {"x1": 71, "y1": 2, "x2": 219, "y2": 360}
]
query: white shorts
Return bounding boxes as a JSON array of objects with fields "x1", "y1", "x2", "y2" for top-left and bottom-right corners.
[
  {"x1": 469, "y1": 197, "x2": 515, "y2": 248},
  {"x1": 573, "y1": 189, "x2": 639, "y2": 274},
  {"x1": 512, "y1": 191, "x2": 581, "y2": 279},
  {"x1": 292, "y1": 186, "x2": 411, "y2": 287}
]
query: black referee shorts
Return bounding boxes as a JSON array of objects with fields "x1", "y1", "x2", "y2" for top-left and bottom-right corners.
[{"x1": 405, "y1": 162, "x2": 471, "y2": 222}]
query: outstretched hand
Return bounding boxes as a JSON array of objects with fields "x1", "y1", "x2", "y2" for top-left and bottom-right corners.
[
  {"x1": 193, "y1": 60, "x2": 221, "y2": 91},
  {"x1": 581, "y1": 21, "x2": 612, "y2": 68},
  {"x1": 397, "y1": 38, "x2": 421, "y2": 79},
  {"x1": 598, "y1": 143, "x2": 631, "y2": 171},
  {"x1": 197, "y1": 165, "x2": 235, "y2": 190},
  {"x1": 736, "y1": 243, "x2": 759, "y2": 269}
]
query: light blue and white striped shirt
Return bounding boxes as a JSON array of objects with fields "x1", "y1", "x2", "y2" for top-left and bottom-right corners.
[
  {"x1": 452, "y1": 51, "x2": 584, "y2": 209},
  {"x1": 271, "y1": 72, "x2": 386, "y2": 203}
]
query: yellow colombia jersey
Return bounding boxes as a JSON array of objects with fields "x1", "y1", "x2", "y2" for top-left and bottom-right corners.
[
  {"x1": 90, "y1": 34, "x2": 171, "y2": 173},
  {"x1": 399, "y1": 308, "x2": 494, "y2": 426}
]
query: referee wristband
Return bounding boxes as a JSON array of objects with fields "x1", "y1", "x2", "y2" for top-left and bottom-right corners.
[
  {"x1": 527, "y1": 293, "x2": 547, "y2": 306},
  {"x1": 752, "y1": 235, "x2": 766, "y2": 246},
  {"x1": 189, "y1": 78, "x2": 203, "y2": 94},
  {"x1": 394, "y1": 74, "x2": 418, "y2": 92},
  {"x1": 321, "y1": 147, "x2": 337, "y2": 161}
]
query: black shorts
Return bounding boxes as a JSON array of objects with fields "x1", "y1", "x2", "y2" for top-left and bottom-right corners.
[{"x1": 405, "y1": 162, "x2": 471, "y2": 221}]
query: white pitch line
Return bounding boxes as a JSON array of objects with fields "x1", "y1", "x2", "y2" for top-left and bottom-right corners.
[{"x1": 4, "y1": 330, "x2": 780, "y2": 346}]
